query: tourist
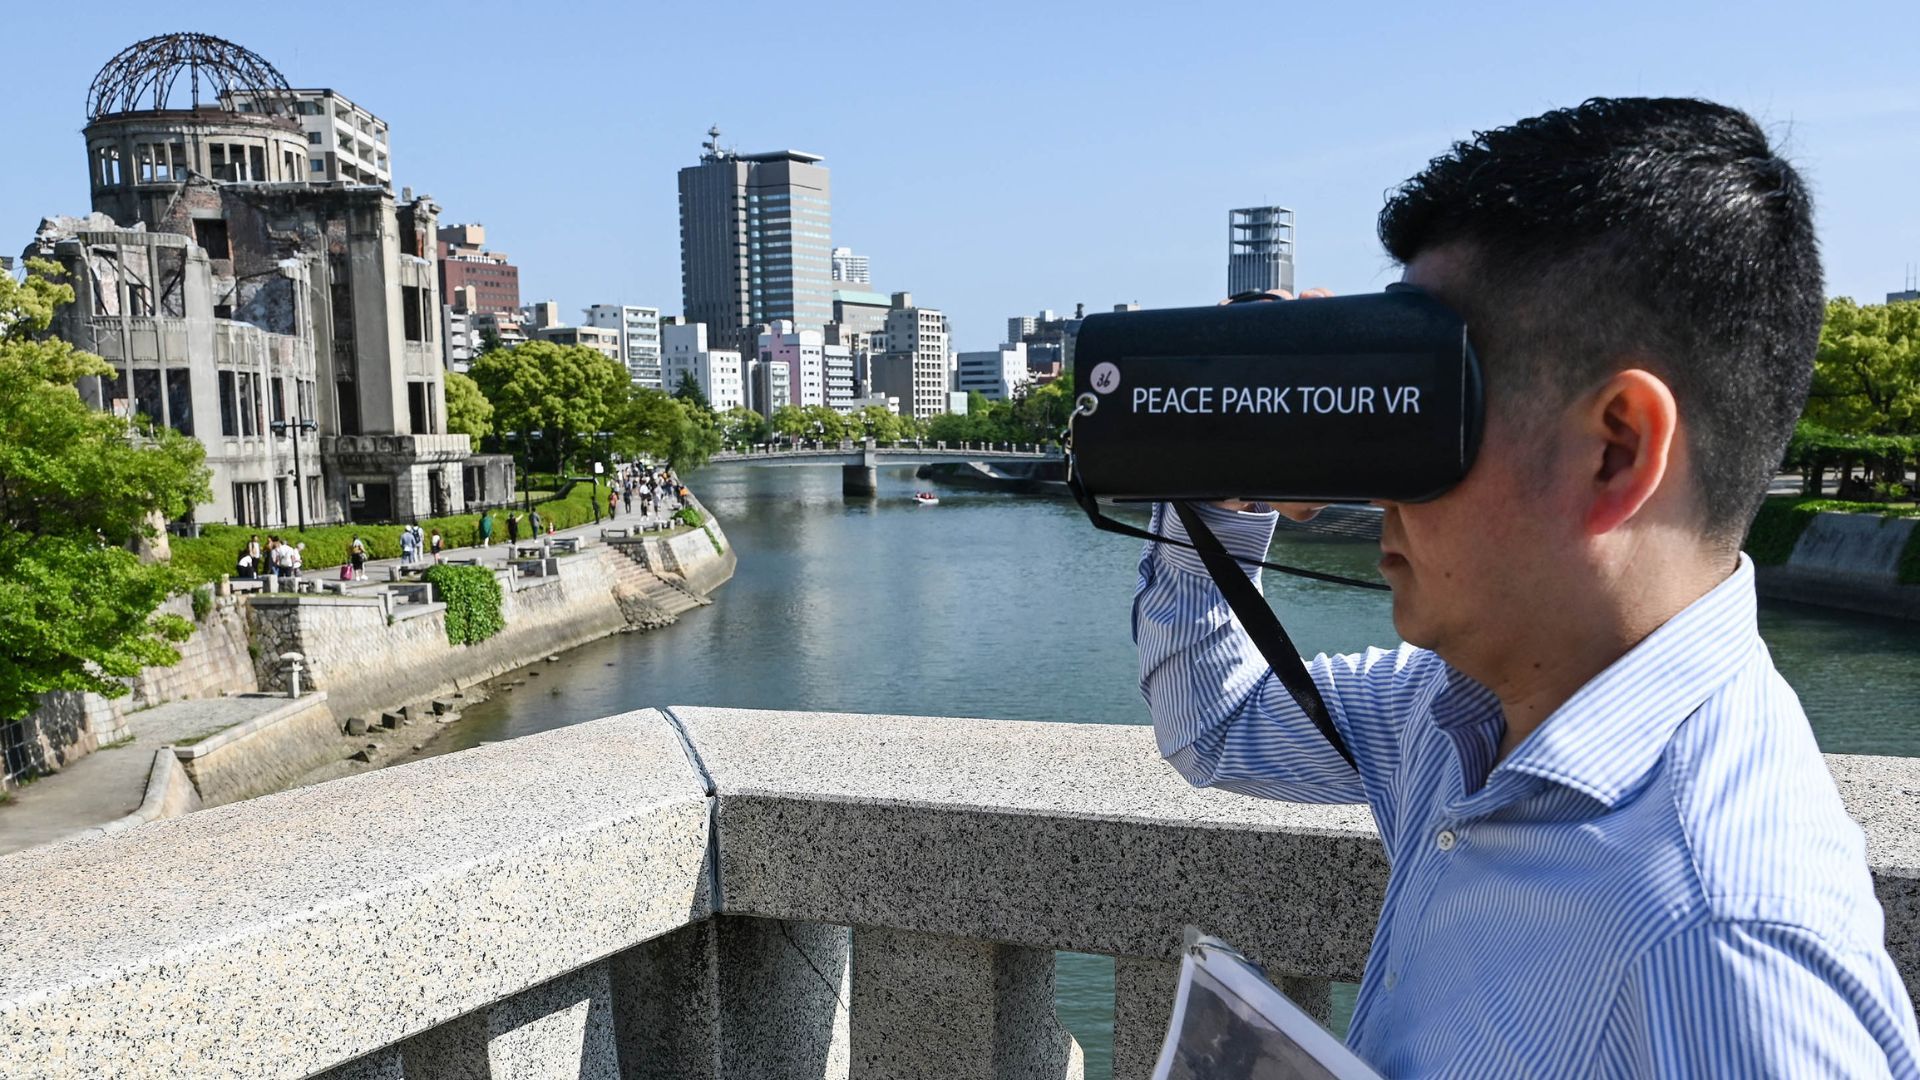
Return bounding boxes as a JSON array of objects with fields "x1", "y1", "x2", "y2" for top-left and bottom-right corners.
[
  {"x1": 1130, "y1": 98, "x2": 1920, "y2": 1074},
  {"x1": 479, "y1": 510, "x2": 495, "y2": 548},
  {"x1": 507, "y1": 512, "x2": 520, "y2": 545},
  {"x1": 234, "y1": 546, "x2": 254, "y2": 580},
  {"x1": 529, "y1": 508, "x2": 542, "y2": 536},
  {"x1": 272, "y1": 537, "x2": 296, "y2": 579},
  {"x1": 247, "y1": 534, "x2": 262, "y2": 570},
  {"x1": 399, "y1": 527, "x2": 417, "y2": 567},
  {"x1": 290, "y1": 542, "x2": 305, "y2": 580},
  {"x1": 429, "y1": 528, "x2": 444, "y2": 563},
  {"x1": 348, "y1": 536, "x2": 367, "y2": 581}
]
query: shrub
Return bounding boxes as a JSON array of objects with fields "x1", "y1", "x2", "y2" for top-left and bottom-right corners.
[
  {"x1": 424, "y1": 564, "x2": 505, "y2": 646},
  {"x1": 189, "y1": 586, "x2": 213, "y2": 622},
  {"x1": 674, "y1": 506, "x2": 705, "y2": 529}
]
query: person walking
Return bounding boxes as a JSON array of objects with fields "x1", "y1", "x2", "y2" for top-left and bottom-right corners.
[
  {"x1": 430, "y1": 528, "x2": 445, "y2": 563},
  {"x1": 399, "y1": 526, "x2": 417, "y2": 567},
  {"x1": 507, "y1": 512, "x2": 520, "y2": 545},
  {"x1": 480, "y1": 510, "x2": 495, "y2": 548},
  {"x1": 348, "y1": 536, "x2": 367, "y2": 581},
  {"x1": 529, "y1": 508, "x2": 542, "y2": 536}
]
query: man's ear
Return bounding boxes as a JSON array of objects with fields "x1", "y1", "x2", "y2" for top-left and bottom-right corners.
[{"x1": 1583, "y1": 368, "x2": 1677, "y2": 536}]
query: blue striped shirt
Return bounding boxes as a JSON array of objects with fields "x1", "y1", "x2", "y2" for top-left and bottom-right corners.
[{"x1": 1134, "y1": 502, "x2": 1920, "y2": 1078}]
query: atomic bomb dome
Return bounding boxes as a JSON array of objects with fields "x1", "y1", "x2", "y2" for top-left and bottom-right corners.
[{"x1": 85, "y1": 31, "x2": 292, "y2": 119}]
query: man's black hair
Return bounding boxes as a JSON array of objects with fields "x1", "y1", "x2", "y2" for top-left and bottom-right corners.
[{"x1": 1378, "y1": 96, "x2": 1822, "y2": 544}]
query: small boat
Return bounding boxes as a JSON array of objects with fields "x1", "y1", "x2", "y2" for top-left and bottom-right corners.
[{"x1": 914, "y1": 492, "x2": 940, "y2": 506}]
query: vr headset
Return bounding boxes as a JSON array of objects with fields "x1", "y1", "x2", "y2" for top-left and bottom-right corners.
[
  {"x1": 1069, "y1": 284, "x2": 1483, "y2": 504},
  {"x1": 1065, "y1": 286, "x2": 1484, "y2": 769}
]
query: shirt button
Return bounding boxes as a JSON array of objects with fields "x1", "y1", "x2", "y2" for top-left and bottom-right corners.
[{"x1": 1436, "y1": 829, "x2": 1457, "y2": 851}]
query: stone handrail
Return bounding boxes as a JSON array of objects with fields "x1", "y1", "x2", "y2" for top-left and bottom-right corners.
[{"x1": 0, "y1": 708, "x2": 1913, "y2": 1079}]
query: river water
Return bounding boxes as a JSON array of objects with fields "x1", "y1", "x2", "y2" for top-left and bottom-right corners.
[{"x1": 438, "y1": 463, "x2": 1920, "y2": 1076}]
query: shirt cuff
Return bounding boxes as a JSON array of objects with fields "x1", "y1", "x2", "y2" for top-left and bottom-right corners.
[{"x1": 1148, "y1": 502, "x2": 1279, "y2": 579}]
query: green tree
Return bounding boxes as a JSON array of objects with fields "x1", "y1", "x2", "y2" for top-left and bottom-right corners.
[
  {"x1": 443, "y1": 370, "x2": 494, "y2": 441},
  {"x1": 770, "y1": 404, "x2": 810, "y2": 441},
  {"x1": 0, "y1": 262, "x2": 210, "y2": 724},
  {"x1": 800, "y1": 404, "x2": 848, "y2": 442},
  {"x1": 673, "y1": 371, "x2": 710, "y2": 411},
  {"x1": 617, "y1": 388, "x2": 723, "y2": 470},
  {"x1": 469, "y1": 341, "x2": 630, "y2": 472},
  {"x1": 856, "y1": 404, "x2": 911, "y2": 443},
  {"x1": 476, "y1": 326, "x2": 505, "y2": 357},
  {"x1": 720, "y1": 407, "x2": 769, "y2": 447},
  {"x1": 1806, "y1": 298, "x2": 1920, "y2": 436}
]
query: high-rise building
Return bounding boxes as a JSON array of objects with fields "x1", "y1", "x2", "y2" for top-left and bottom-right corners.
[
  {"x1": 748, "y1": 358, "x2": 792, "y2": 416},
  {"x1": 443, "y1": 308, "x2": 474, "y2": 372},
  {"x1": 677, "y1": 128, "x2": 833, "y2": 350},
  {"x1": 660, "y1": 321, "x2": 744, "y2": 410},
  {"x1": 1007, "y1": 306, "x2": 1082, "y2": 378},
  {"x1": 823, "y1": 342, "x2": 856, "y2": 412},
  {"x1": 584, "y1": 304, "x2": 663, "y2": 388},
  {"x1": 222, "y1": 87, "x2": 390, "y2": 187},
  {"x1": 955, "y1": 343, "x2": 1030, "y2": 401},
  {"x1": 436, "y1": 224, "x2": 521, "y2": 315},
  {"x1": 757, "y1": 320, "x2": 826, "y2": 408},
  {"x1": 1228, "y1": 206, "x2": 1295, "y2": 297},
  {"x1": 831, "y1": 246, "x2": 869, "y2": 284},
  {"x1": 870, "y1": 292, "x2": 950, "y2": 419}
]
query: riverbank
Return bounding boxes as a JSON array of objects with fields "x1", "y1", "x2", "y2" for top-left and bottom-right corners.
[{"x1": 0, "y1": 494, "x2": 734, "y2": 851}]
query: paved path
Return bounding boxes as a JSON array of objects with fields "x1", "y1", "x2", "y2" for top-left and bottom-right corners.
[{"x1": 0, "y1": 695, "x2": 296, "y2": 857}]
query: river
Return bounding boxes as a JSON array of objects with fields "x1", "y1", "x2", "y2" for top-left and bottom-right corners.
[{"x1": 434, "y1": 463, "x2": 1920, "y2": 1076}]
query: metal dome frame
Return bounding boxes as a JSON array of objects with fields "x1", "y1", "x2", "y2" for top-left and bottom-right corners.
[{"x1": 86, "y1": 32, "x2": 293, "y2": 120}]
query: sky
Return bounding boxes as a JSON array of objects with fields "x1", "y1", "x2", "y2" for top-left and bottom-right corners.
[{"x1": 5, "y1": 0, "x2": 1916, "y2": 351}]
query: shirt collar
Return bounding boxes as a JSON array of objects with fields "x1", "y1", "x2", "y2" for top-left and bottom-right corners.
[{"x1": 1493, "y1": 555, "x2": 1762, "y2": 807}]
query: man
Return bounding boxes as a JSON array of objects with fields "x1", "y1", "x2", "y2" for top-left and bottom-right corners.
[{"x1": 1134, "y1": 97, "x2": 1920, "y2": 1076}]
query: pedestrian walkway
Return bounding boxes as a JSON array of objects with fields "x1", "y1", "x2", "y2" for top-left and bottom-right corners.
[{"x1": 0, "y1": 695, "x2": 297, "y2": 856}]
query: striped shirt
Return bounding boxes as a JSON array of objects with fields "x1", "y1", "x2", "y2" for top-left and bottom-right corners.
[{"x1": 1134, "y1": 502, "x2": 1920, "y2": 1078}]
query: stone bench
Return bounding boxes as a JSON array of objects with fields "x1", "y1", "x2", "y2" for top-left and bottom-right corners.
[
  {"x1": 550, "y1": 537, "x2": 581, "y2": 555},
  {"x1": 388, "y1": 583, "x2": 435, "y2": 606},
  {"x1": 512, "y1": 544, "x2": 547, "y2": 559},
  {"x1": 384, "y1": 564, "x2": 430, "y2": 582},
  {"x1": 228, "y1": 578, "x2": 265, "y2": 593},
  {"x1": 600, "y1": 527, "x2": 631, "y2": 540}
]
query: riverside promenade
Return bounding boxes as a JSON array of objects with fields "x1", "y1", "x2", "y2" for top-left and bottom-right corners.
[{"x1": 0, "y1": 500, "x2": 702, "y2": 856}]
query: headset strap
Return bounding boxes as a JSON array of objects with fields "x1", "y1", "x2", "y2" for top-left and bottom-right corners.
[{"x1": 1170, "y1": 503, "x2": 1358, "y2": 771}]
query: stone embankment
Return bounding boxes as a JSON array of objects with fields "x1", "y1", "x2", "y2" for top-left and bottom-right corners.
[
  {"x1": 0, "y1": 501, "x2": 735, "y2": 847},
  {"x1": 1757, "y1": 511, "x2": 1920, "y2": 620}
]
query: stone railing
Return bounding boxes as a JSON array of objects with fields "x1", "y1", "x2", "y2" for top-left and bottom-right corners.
[{"x1": 0, "y1": 709, "x2": 1913, "y2": 1079}]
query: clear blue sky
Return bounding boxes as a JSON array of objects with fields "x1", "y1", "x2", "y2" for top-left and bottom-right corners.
[{"x1": 7, "y1": 0, "x2": 1915, "y2": 350}]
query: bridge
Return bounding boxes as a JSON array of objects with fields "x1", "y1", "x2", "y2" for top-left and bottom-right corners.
[
  {"x1": 0, "y1": 708, "x2": 1915, "y2": 1079},
  {"x1": 710, "y1": 441, "x2": 1062, "y2": 495}
]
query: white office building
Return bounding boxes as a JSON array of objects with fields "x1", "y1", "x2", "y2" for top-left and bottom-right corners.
[
  {"x1": 585, "y1": 304, "x2": 663, "y2": 388},
  {"x1": 870, "y1": 292, "x2": 950, "y2": 419},
  {"x1": 757, "y1": 320, "x2": 825, "y2": 408},
  {"x1": 954, "y1": 343, "x2": 1030, "y2": 401},
  {"x1": 831, "y1": 247, "x2": 870, "y2": 284},
  {"x1": 222, "y1": 87, "x2": 391, "y2": 187},
  {"x1": 661, "y1": 322, "x2": 744, "y2": 410},
  {"x1": 823, "y1": 342, "x2": 856, "y2": 412}
]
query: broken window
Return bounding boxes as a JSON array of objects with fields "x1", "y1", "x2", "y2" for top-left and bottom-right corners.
[
  {"x1": 283, "y1": 149, "x2": 296, "y2": 178},
  {"x1": 169, "y1": 143, "x2": 186, "y2": 179},
  {"x1": 336, "y1": 382, "x2": 360, "y2": 435},
  {"x1": 271, "y1": 377, "x2": 286, "y2": 426},
  {"x1": 96, "y1": 146, "x2": 121, "y2": 187},
  {"x1": 401, "y1": 285, "x2": 424, "y2": 341},
  {"x1": 209, "y1": 145, "x2": 231, "y2": 181},
  {"x1": 213, "y1": 304, "x2": 233, "y2": 320},
  {"x1": 219, "y1": 371, "x2": 238, "y2": 436},
  {"x1": 136, "y1": 145, "x2": 155, "y2": 183},
  {"x1": 132, "y1": 369, "x2": 162, "y2": 428},
  {"x1": 408, "y1": 382, "x2": 428, "y2": 433},
  {"x1": 248, "y1": 146, "x2": 265, "y2": 182},
  {"x1": 194, "y1": 219, "x2": 230, "y2": 260},
  {"x1": 166, "y1": 369, "x2": 193, "y2": 436},
  {"x1": 125, "y1": 281, "x2": 152, "y2": 317}
]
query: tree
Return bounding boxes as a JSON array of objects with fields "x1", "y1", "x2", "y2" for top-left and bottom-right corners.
[
  {"x1": 476, "y1": 326, "x2": 505, "y2": 357},
  {"x1": 443, "y1": 371, "x2": 494, "y2": 441},
  {"x1": 469, "y1": 341, "x2": 630, "y2": 472},
  {"x1": 801, "y1": 405, "x2": 848, "y2": 443},
  {"x1": 0, "y1": 262, "x2": 210, "y2": 724},
  {"x1": 720, "y1": 407, "x2": 769, "y2": 447},
  {"x1": 1806, "y1": 298, "x2": 1920, "y2": 437},
  {"x1": 673, "y1": 371, "x2": 710, "y2": 411},
  {"x1": 616, "y1": 388, "x2": 723, "y2": 470},
  {"x1": 770, "y1": 404, "x2": 810, "y2": 442},
  {"x1": 857, "y1": 404, "x2": 911, "y2": 444}
]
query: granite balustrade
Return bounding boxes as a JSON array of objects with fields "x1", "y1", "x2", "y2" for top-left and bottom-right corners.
[{"x1": 0, "y1": 708, "x2": 1913, "y2": 1080}]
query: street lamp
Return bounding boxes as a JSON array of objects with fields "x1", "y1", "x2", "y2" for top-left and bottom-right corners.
[{"x1": 269, "y1": 417, "x2": 319, "y2": 531}]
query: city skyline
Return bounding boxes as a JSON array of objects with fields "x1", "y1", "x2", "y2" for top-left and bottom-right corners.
[{"x1": 3, "y1": 0, "x2": 1915, "y2": 352}]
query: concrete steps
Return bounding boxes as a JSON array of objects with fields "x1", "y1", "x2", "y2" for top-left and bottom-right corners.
[{"x1": 604, "y1": 544, "x2": 710, "y2": 627}]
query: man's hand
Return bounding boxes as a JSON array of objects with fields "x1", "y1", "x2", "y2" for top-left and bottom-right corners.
[{"x1": 1212, "y1": 287, "x2": 1335, "y2": 522}]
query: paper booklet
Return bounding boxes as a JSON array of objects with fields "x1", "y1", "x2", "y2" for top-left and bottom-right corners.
[{"x1": 1151, "y1": 928, "x2": 1384, "y2": 1080}]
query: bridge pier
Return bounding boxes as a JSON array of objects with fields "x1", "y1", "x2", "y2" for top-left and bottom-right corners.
[{"x1": 842, "y1": 464, "x2": 878, "y2": 498}]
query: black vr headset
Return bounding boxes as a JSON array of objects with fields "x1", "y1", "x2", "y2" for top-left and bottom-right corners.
[{"x1": 1065, "y1": 285, "x2": 1484, "y2": 767}]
